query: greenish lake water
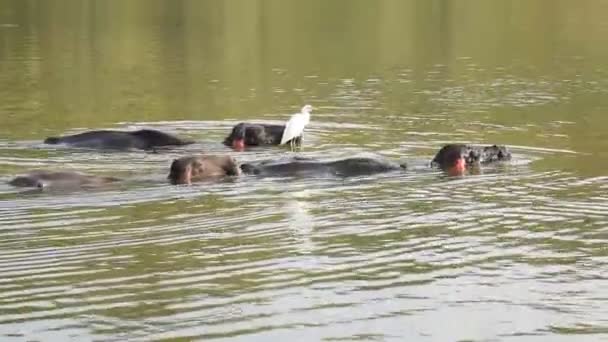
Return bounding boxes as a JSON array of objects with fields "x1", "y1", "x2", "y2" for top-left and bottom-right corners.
[{"x1": 1, "y1": 0, "x2": 607, "y2": 341}]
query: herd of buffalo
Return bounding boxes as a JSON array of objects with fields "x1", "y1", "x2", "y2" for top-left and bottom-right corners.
[{"x1": 7, "y1": 119, "x2": 512, "y2": 190}]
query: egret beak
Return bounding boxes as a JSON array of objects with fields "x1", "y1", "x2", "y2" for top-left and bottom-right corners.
[{"x1": 232, "y1": 139, "x2": 245, "y2": 151}]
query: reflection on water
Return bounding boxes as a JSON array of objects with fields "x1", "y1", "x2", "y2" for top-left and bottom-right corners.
[{"x1": 1, "y1": 0, "x2": 608, "y2": 340}]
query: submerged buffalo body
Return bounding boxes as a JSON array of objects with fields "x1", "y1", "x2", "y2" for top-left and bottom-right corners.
[
  {"x1": 44, "y1": 129, "x2": 193, "y2": 150},
  {"x1": 168, "y1": 155, "x2": 241, "y2": 185},
  {"x1": 223, "y1": 123, "x2": 301, "y2": 150},
  {"x1": 240, "y1": 157, "x2": 406, "y2": 178},
  {"x1": 431, "y1": 144, "x2": 512, "y2": 171},
  {"x1": 9, "y1": 170, "x2": 119, "y2": 190}
]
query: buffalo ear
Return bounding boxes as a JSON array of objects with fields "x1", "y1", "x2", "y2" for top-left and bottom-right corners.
[
  {"x1": 184, "y1": 164, "x2": 193, "y2": 184},
  {"x1": 223, "y1": 157, "x2": 241, "y2": 176},
  {"x1": 189, "y1": 161, "x2": 202, "y2": 176}
]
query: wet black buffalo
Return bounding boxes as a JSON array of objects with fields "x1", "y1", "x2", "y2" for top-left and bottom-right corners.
[
  {"x1": 8, "y1": 170, "x2": 119, "y2": 190},
  {"x1": 168, "y1": 155, "x2": 241, "y2": 185},
  {"x1": 240, "y1": 157, "x2": 406, "y2": 178},
  {"x1": 44, "y1": 129, "x2": 193, "y2": 150},
  {"x1": 223, "y1": 123, "x2": 300, "y2": 150},
  {"x1": 431, "y1": 144, "x2": 512, "y2": 175}
]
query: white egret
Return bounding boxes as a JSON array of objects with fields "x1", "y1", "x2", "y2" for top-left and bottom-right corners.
[{"x1": 280, "y1": 104, "x2": 313, "y2": 150}]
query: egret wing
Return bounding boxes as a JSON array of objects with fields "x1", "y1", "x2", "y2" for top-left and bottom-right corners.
[{"x1": 280, "y1": 114, "x2": 302, "y2": 144}]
